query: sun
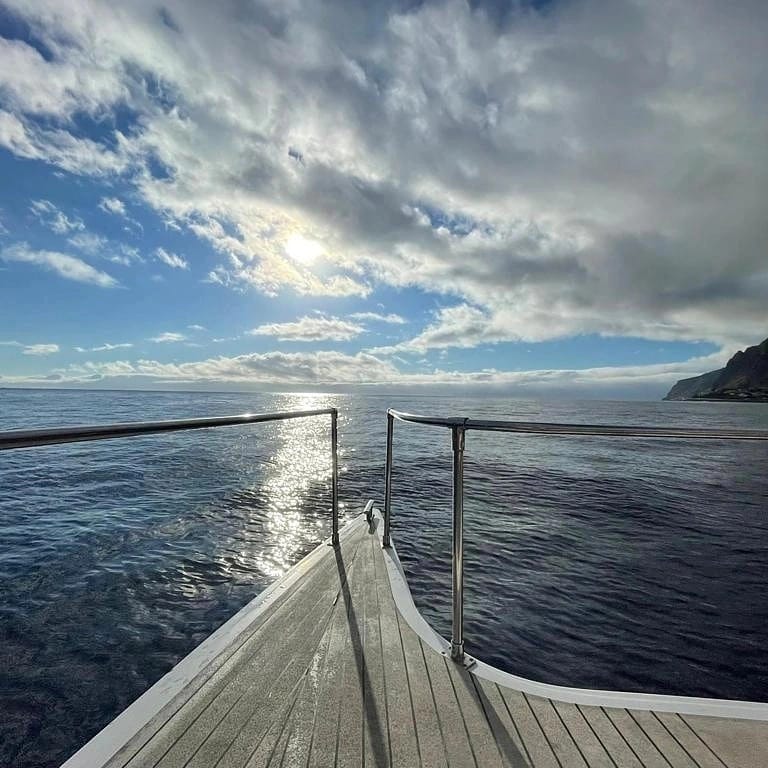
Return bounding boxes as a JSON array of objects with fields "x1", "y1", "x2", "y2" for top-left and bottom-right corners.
[{"x1": 284, "y1": 234, "x2": 323, "y2": 265}]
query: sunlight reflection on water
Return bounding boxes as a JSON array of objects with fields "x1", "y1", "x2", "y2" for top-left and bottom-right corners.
[{"x1": 257, "y1": 393, "x2": 336, "y2": 577}]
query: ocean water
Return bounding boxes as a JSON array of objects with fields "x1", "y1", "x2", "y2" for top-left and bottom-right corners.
[{"x1": 1, "y1": 389, "x2": 767, "y2": 767}]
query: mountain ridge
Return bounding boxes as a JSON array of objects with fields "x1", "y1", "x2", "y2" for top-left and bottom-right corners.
[{"x1": 664, "y1": 337, "x2": 768, "y2": 401}]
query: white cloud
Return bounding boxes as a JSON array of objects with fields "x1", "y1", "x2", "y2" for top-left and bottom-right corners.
[
  {"x1": 30, "y1": 199, "x2": 84, "y2": 234},
  {"x1": 1, "y1": 242, "x2": 117, "y2": 287},
  {"x1": 22, "y1": 343, "x2": 59, "y2": 356},
  {"x1": 75, "y1": 342, "x2": 133, "y2": 352},
  {"x1": 187, "y1": 324, "x2": 206, "y2": 331},
  {"x1": 0, "y1": 348, "x2": 731, "y2": 400},
  {"x1": 350, "y1": 312, "x2": 406, "y2": 325},
  {"x1": 155, "y1": 246, "x2": 189, "y2": 270},
  {"x1": 1, "y1": 0, "x2": 767, "y2": 350},
  {"x1": 67, "y1": 231, "x2": 107, "y2": 255},
  {"x1": 149, "y1": 331, "x2": 186, "y2": 343},
  {"x1": 0, "y1": 110, "x2": 132, "y2": 176},
  {"x1": 99, "y1": 197, "x2": 127, "y2": 217},
  {"x1": 250, "y1": 315, "x2": 365, "y2": 342}
]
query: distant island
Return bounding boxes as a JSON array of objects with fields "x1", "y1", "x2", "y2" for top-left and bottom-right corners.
[{"x1": 664, "y1": 336, "x2": 768, "y2": 401}]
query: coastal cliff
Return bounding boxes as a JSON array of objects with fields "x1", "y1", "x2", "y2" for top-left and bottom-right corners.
[{"x1": 664, "y1": 337, "x2": 768, "y2": 401}]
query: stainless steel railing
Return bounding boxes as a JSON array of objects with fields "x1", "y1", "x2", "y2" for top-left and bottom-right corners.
[
  {"x1": 0, "y1": 407, "x2": 341, "y2": 545},
  {"x1": 382, "y1": 408, "x2": 768, "y2": 663}
]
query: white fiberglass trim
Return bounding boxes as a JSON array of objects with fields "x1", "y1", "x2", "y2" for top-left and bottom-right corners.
[
  {"x1": 61, "y1": 516, "x2": 365, "y2": 768},
  {"x1": 373, "y1": 509, "x2": 768, "y2": 722}
]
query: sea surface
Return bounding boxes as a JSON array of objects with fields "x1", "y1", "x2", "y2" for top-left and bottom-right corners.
[{"x1": 1, "y1": 389, "x2": 767, "y2": 767}]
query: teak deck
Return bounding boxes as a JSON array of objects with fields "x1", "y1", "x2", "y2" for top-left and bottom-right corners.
[{"x1": 64, "y1": 512, "x2": 768, "y2": 768}]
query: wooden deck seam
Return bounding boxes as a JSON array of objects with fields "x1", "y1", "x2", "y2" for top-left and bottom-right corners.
[
  {"x1": 624, "y1": 709, "x2": 674, "y2": 768},
  {"x1": 359, "y1": 533, "x2": 369, "y2": 767},
  {"x1": 325, "y1": 536, "x2": 368, "y2": 768},
  {"x1": 155, "y1": 536, "x2": 362, "y2": 768},
  {"x1": 378, "y1": 534, "x2": 422, "y2": 768},
  {"x1": 125, "y1": 530, "x2": 364, "y2": 768},
  {"x1": 371, "y1": 532, "x2": 393, "y2": 767},
  {"x1": 110, "y1": 552, "x2": 327, "y2": 768},
  {"x1": 260, "y1": 675, "x2": 306, "y2": 768},
  {"x1": 677, "y1": 717, "x2": 730, "y2": 768},
  {"x1": 571, "y1": 705, "x2": 619, "y2": 768},
  {"x1": 276, "y1": 622, "x2": 335, "y2": 768},
  {"x1": 188, "y1": 528, "x2": 367, "y2": 768},
  {"x1": 181, "y1": 584, "x2": 340, "y2": 768},
  {"x1": 465, "y1": 675, "x2": 509, "y2": 767},
  {"x1": 238, "y1": 667, "x2": 307, "y2": 768},
  {"x1": 549, "y1": 699, "x2": 593, "y2": 767},
  {"x1": 442, "y1": 657, "x2": 482, "y2": 768},
  {"x1": 418, "y1": 638, "x2": 452, "y2": 767},
  {"x1": 496, "y1": 683, "x2": 535, "y2": 766},
  {"x1": 650, "y1": 711, "x2": 704, "y2": 768},
  {"x1": 522, "y1": 693, "x2": 564, "y2": 768},
  {"x1": 304, "y1": 552, "x2": 358, "y2": 768},
  {"x1": 597, "y1": 706, "x2": 648, "y2": 768},
  {"x1": 394, "y1": 601, "x2": 447, "y2": 767}
]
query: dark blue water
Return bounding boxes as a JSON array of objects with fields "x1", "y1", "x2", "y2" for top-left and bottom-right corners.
[{"x1": 1, "y1": 389, "x2": 767, "y2": 767}]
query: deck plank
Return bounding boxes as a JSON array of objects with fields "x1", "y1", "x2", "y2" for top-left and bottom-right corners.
[
  {"x1": 653, "y1": 713, "x2": 727, "y2": 768},
  {"x1": 275, "y1": 622, "x2": 334, "y2": 768},
  {"x1": 108, "y1": 534, "x2": 348, "y2": 768},
  {"x1": 603, "y1": 707, "x2": 672, "y2": 767},
  {"x1": 420, "y1": 641, "x2": 478, "y2": 767},
  {"x1": 472, "y1": 679, "x2": 533, "y2": 767},
  {"x1": 682, "y1": 714, "x2": 768, "y2": 768},
  {"x1": 372, "y1": 526, "x2": 421, "y2": 768},
  {"x1": 334, "y1": 526, "x2": 367, "y2": 768},
  {"x1": 551, "y1": 701, "x2": 615, "y2": 767},
  {"x1": 628, "y1": 709, "x2": 698, "y2": 768},
  {"x1": 394, "y1": 601, "x2": 447, "y2": 767},
  {"x1": 444, "y1": 659, "x2": 505, "y2": 768},
  {"x1": 525, "y1": 694, "x2": 588, "y2": 768},
  {"x1": 127, "y1": 533, "x2": 356, "y2": 768},
  {"x1": 497, "y1": 688, "x2": 560, "y2": 767},
  {"x1": 164, "y1": 532, "x2": 365, "y2": 768},
  {"x1": 306, "y1": 537, "x2": 365, "y2": 768},
  {"x1": 576, "y1": 704, "x2": 642, "y2": 768},
  {"x1": 362, "y1": 530, "x2": 391, "y2": 767}
]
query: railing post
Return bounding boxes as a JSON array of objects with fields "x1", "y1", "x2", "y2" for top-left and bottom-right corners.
[
  {"x1": 331, "y1": 408, "x2": 339, "y2": 547},
  {"x1": 451, "y1": 424, "x2": 466, "y2": 662},
  {"x1": 383, "y1": 411, "x2": 394, "y2": 547}
]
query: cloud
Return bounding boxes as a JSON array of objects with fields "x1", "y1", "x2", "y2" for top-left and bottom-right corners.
[
  {"x1": 250, "y1": 315, "x2": 365, "y2": 342},
  {"x1": 75, "y1": 342, "x2": 133, "y2": 352},
  {"x1": 187, "y1": 324, "x2": 206, "y2": 331},
  {"x1": 154, "y1": 246, "x2": 189, "y2": 270},
  {"x1": 350, "y1": 312, "x2": 406, "y2": 325},
  {"x1": 30, "y1": 199, "x2": 84, "y2": 234},
  {"x1": 1, "y1": 0, "x2": 767, "y2": 350},
  {"x1": 22, "y1": 343, "x2": 59, "y2": 355},
  {"x1": 0, "y1": 348, "x2": 731, "y2": 400},
  {"x1": 149, "y1": 331, "x2": 186, "y2": 343},
  {"x1": 1, "y1": 242, "x2": 117, "y2": 287},
  {"x1": 67, "y1": 231, "x2": 107, "y2": 256},
  {"x1": 0, "y1": 110, "x2": 132, "y2": 176},
  {"x1": 99, "y1": 197, "x2": 127, "y2": 217}
]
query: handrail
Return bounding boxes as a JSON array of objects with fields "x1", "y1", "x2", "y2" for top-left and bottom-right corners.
[
  {"x1": 0, "y1": 407, "x2": 341, "y2": 545},
  {"x1": 383, "y1": 408, "x2": 768, "y2": 663},
  {"x1": 388, "y1": 408, "x2": 768, "y2": 440}
]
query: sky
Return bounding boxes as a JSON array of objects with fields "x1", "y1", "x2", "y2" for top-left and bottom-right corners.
[{"x1": 0, "y1": 0, "x2": 766, "y2": 398}]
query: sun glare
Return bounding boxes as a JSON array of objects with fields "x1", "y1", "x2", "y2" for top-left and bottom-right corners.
[{"x1": 284, "y1": 234, "x2": 323, "y2": 265}]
